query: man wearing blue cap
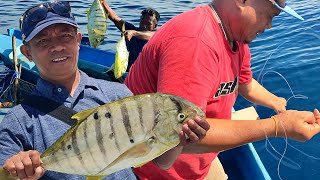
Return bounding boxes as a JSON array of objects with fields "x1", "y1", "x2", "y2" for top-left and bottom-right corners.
[
  {"x1": 125, "y1": 0, "x2": 320, "y2": 179},
  {"x1": 0, "y1": 1, "x2": 137, "y2": 179},
  {"x1": 0, "y1": 2, "x2": 209, "y2": 179}
]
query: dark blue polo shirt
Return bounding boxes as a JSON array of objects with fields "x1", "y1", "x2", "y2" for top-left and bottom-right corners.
[{"x1": 125, "y1": 22, "x2": 149, "y2": 71}]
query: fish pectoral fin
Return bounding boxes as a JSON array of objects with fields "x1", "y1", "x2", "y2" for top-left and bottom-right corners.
[
  {"x1": 86, "y1": 9, "x2": 90, "y2": 16},
  {"x1": 0, "y1": 168, "x2": 17, "y2": 180},
  {"x1": 98, "y1": 138, "x2": 156, "y2": 173},
  {"x1": 93, "y1": 29, "x2": 105, "y2": 35},
  {"x1": 86, "y1": 176, "x2": 106, "y2": 180}
]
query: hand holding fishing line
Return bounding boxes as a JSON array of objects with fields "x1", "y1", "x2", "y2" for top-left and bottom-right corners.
[
  {"x1": 3, "y1": 150, "x2": 44, "y2": 180},
  {"x1": 273, "y1": 109, "x2": 320, "y2": 141},
  {"x1": 271, "y1": 96, "x2": 287, "y2": 114}
]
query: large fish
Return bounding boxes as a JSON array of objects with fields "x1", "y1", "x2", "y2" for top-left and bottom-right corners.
[
  {"x1": 87, "y1": 0, "x2": 108, "y2": 48},
  {"x1": 0, "y1": 93, "x2": 205, "y2": 180},
  {"x1": 108, "y1": 24, "x2": 129, "y2": 79}
]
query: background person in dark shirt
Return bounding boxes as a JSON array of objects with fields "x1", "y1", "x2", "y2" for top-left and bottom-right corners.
[{"x1": 101, "y1": 0, "x2": 160, "y2": 71}]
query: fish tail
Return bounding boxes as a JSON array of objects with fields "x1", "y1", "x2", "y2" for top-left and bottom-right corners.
[{"x1": 0, "y1": 168, "x2": 17, "y2": 180}]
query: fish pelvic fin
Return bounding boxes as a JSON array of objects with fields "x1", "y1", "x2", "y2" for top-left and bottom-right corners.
[
  {"x1": 86, "y1": 175, "x2": 106, "y2": 180},
  {"x1": 0, "y1": 168, "x2": 17, "y2": 180}
]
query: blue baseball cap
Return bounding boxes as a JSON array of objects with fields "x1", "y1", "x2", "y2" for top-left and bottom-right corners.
[
  {"x1": 20, "y1": 1, "x2": 78, "y2": 42},
  {"x1": 274, "y1": 1, "x2": 304, "y2": 20}
]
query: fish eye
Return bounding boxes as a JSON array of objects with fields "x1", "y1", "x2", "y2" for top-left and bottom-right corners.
[{"x1": 177, "y1": 113, "x2": 186, "y2": 122}]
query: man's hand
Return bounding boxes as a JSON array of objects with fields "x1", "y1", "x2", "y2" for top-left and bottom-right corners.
[
  {"x1": 124, "y1": 30, "x2": 136, "y2": 41},
  {"x1": 179, "y1": 116, "x2": 210, "y2": 145},
  {"x1": 271, "y1": 96, "x2": 287, "y2": 114},
  {"x1": 3, "y1": 150, "x2": 44, "y2": 180},
  {"x1": 152, "y1": 116, "x2": 209, "y2": 169},
  {"x1": 275, "y1": 109, "x2": 320, "y2": 141}
]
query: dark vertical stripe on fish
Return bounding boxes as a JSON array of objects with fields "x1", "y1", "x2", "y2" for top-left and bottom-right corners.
[
  {"x1": 84, "y1": 119, "x2": 102, "y2": 170},
  {"x1": 152, "y1": 96, "x2": 161, "y2": 128},
  {"x1": 169, "y1": 96, "x2": 183, "y2": 112},
  {"x1": 137, "y1": 101, "x2": 145, "y2": 133},
  {"x1": 71, "y1": 131, "x2": 90, "y2": 173},
  {"x1": 94, "y1": 111, "x2": 108, "y2": 160},
  {"x1": 107, "y1": 107, "x2": 120, "y2": 151},
  {"x1": 121, "y1": 104, "x2": 134, "y2": 143}
]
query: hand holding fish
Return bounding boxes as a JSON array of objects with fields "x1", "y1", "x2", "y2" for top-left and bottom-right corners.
[
  {"x1": 180, "y1": 116, "x2": 210, "y2": 145},
  {"x1": 3, "y1": 150, "x2": 44, "y2": 180},
  {"x1": 124, "y1": 30, "x2": 135, "y2": 41},
  {"x1": 274, "y1": 109, "x2": 320, "y2": 141},
  {"x1": 153, "y1": 116, "x2": 209, "y2": 169}
]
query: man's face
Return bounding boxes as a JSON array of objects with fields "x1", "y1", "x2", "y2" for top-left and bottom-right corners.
[
  {"x1": 139, "y1": 14, "x2": 157, "y2": 31},
  {"x1": 21, "y1": 24, "x2": 82, "y2": 83},
  {"x1": 235, "y1": 0, "x2": 284, "y2": 44}
]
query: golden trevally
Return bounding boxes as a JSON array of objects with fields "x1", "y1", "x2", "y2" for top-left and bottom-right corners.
[
  {"x1": 110, "y1": 24, "x2": 129, "y2": 79},
  {"x1": 0, "y1": 93, "x2": 205, "y2": 180},
  {"x1": 87, "y1": 0, "x2": 108, "y2": 48}
]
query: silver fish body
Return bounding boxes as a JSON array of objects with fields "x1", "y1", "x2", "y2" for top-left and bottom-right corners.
[
  {"x1": 87, "y1": 0, "x2": 107, "y2": 48},
  {"x1": 40, "y1": 93, "x2": 205, "y2": 176}
]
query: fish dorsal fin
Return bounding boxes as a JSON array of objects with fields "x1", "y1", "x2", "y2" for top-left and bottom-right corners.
[
  {"x1": 97, "y1": 137, "x2": 156, "y2": 174},
  {"x1": 86, "y1": 176, "x2": 106, "y2": 180},
  {"x1": 42, "y1": 106, "x2": 100, "y2": 158},
  {"x1": 71, "y1": 107, "x2": 99, "y2": 123}
]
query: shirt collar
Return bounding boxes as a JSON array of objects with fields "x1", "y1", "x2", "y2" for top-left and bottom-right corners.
[{"x1": 34, "y1": 70, "x2": 99, "y2": 100}]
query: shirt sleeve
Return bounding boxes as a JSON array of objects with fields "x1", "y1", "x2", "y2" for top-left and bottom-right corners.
[
  {"x1": 125, "y1": 22, "x2": 138, "y2": 31},
  {"x1": 157, "y1": 37, "x2": 218, "y2": 111},
  {"x1": 0, "y1": 111, "x2": 26, "y2": 166},
  {"x1": 239, "y1": 44, "x2": 253, "y2": 85}
]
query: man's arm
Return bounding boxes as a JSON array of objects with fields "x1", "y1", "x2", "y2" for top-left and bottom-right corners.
[
  {"x1": 101, "y1": 0, "x2": 124, "y2": 31},
  {"x1": 183, "y1": 109, "x2": 320, "y2": 154},
  {"x1": 124, "y1": 30, "x2": 155, "y2": 41},
  {"x1": 239, "y1": 78, "x2": 287, "y2": 113}
]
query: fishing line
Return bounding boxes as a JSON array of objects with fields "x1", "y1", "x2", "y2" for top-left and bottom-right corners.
[{"x1": 256, "y1": 29, "x2": 320, "y2": 179}]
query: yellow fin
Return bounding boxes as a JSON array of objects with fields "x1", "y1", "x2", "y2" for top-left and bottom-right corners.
[
  {"x1": 86, "y1": 176, "x2": 106, "y2": 180},
  {"x1": 98, "y1": 137, "x2": 155, "y2": 174},
  {"x1": 71, "y1": 106, "x2": 99, "y2": 122},
  {"x1": 0, "y1": 168, "x2": 17, "y2": 180},
  {"x1": 86, "y1": 9, "x2": 90, "y2": 16},
  {"x1": 93, "y1": 29, "x2": 105, "y2": 35}
]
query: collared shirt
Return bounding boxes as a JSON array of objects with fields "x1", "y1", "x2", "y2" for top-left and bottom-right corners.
[
  {"x1": 125, "y1": 22, "x2": 148, "y2": 70},
  {"x1": 0, "y1": 71, "x2": 137, "y2": 180}
]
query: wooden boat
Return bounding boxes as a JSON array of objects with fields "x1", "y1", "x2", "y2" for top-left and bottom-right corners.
[{"x1": 0, "y1": 29, "x2": 271, "y2": 180}]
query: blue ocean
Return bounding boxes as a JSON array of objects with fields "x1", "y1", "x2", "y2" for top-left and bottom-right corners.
[{"x1": 0, "y1": 0, "x2": 319, "y2": 179}]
